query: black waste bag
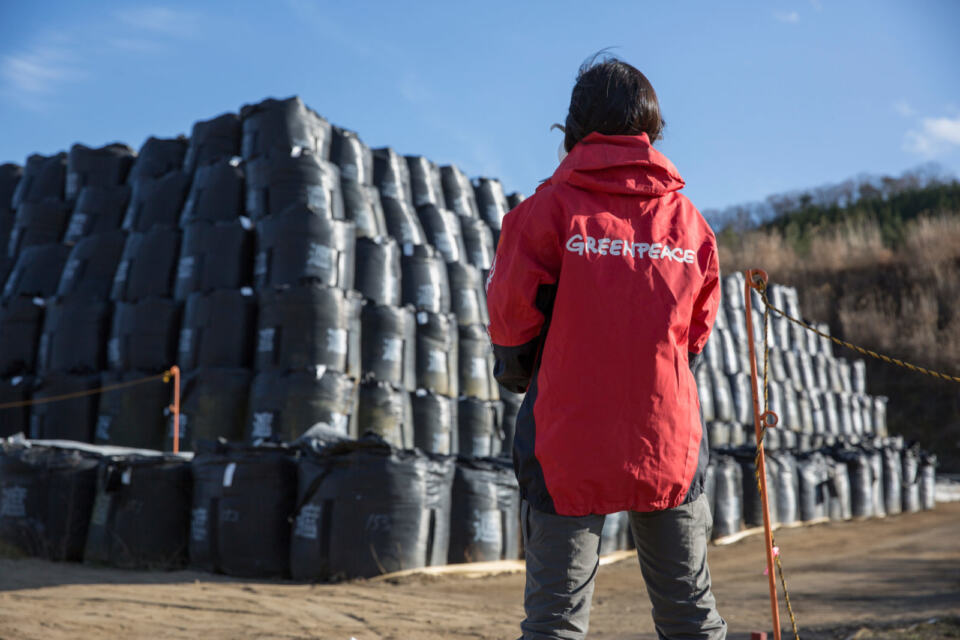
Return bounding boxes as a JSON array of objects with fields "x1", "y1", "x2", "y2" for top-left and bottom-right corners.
[
  {"x1": 810, "y1": 392, "x2": 826, "y2": 434},
  {"x1": 460, "y1": 216, "x2": 496, "y2": 271},
  {"x1": 247, "y1": 368, "x2": 358, "y2": 442},
  {"x1": 473, "y1": 178, "x2": 509, "y2": 231},
  {"x1": 798, "y1": 352, "x2": 817, "y2": 391},
  {"x1": 401, "y1": 243, "x2": 451, "y2": 313},
  {"x1": 769, "y1": 347, "x2": 787, "y2": 382},
  {"x1": 838, "y1": 393, "x2": 855, "y2": 436},
  {"x1": 703, "y1": 333, "x2": 722, "y2": 373},
  {"x1": 0, "y1": 297, "x2": 45, "y2": 375},
  {"x1": 11, "y1": 153, "x2": 67, "y2": 208},
  {"x1": 108, "y1": 298, "x2": 181, "y2": 372},
  {"x1": 834, "y1": 446, "x2": 874, "y2": 518},
  {"x1": 882, "y1": 445, "x2": 902, "y2": 516},
  {"x1": 769, "y1": 451, "x2": 799, "y2": 525},
  {"x1": 190, "y1": 445, "x2": 297, "y2": 577},
  {"x1": 448, "y1": 457, "x2": 519, "y2": 563},
  {"x1": 330, "y1": 126, "x2": 373, "y2": 185},
  {"x1": 417, "y1": 203, "x2": 464, "y2": 263},
  {"x1": 94, "y1": 370, "x2": 170, "y2": 450},
  {"x1": 873, "y1": 396, "x2": 888, "y2": 436},
  {"x1": 411, "y1": 389, "x2": 457, "y2": 454},
  {"x1": 29, "y1": 373, "x2": 101, "y2": 442},
  {"x1": 66, "y1": 143, "x2": 135, "y2": 201},
  {"x1": 826, "y1": 456, "x2": 852, "y2": 521},
  {"x1": 180, "y1": 159, "x2": 245, "y2": 226},
  {"x1": 360, "y1": 303, "x2": 417, "y2": 391},
  {"x1": 822, "y1": 391, "x2": 840, "y2": 435},
  {"x1": 712, "y1": 454, "x2": 742, "y2": 539},
  {"x1": 254, "y1": 205, "x2": 355, "y2": 291},
  {"x1": 57, "y1": 230, "x2": 127, "y2": 301},
  {"x1": 246, "y1": 153, "x2": 343, "y2": 222},
  {"x1": 183, "y1": 112, "x2": 241, "y2": 174},
  {"x1": 0, "y1": 163, "x2": 21, "y2": 210},
  {"x1": 0, "y1": 441, "x2": 100, "y2": 560},
  {"x1": 784, "y1": 350, "x2": 802, "y2": 386},
  {"x1": 406, "y1": 156, "x2": 446, "y2": 208},
  {"x1": 341, "y1": 180, "x2": 387, "y2": 239},
  {"x1": 506, "y1": 192, "x2": 526, "y2": 209},
  {"x1": 84, "y1": 454, "x2": 191, "y2": 569},
  {"x1": 797, "y1": 391, "x2": 814, "y2": 434},
  {"x1": 498, "y1": 386, "x2": 524, "y2": 456},
  {"x1": 900, "y1": 446, "x2": 921, "y2": 514},
  {"x1": 0, "y1": 376, "x2": 31, "y2": 437},
  {"x1": 8, "y1": 199, "x2": 72, "y2": 256},
  {"x1": 447, "y1": 261, "x2": 489, "y2": 327},
  {"x1": 415, "y1": 311, "x2": 458, "y2": 397},
  {"x1": 111, "y1": 226, "x2": 181, "y2": 302},
  {"x1": 695, "y1": 366, "x2": 714, "y2": 422},
  {"x1": 289, "y1": 437, "x2": 454, "y2": 580},
  {"x1": 357, "y1": 381, "x2": 415, "y2": 449},
  {"x1": 178, "y1": 288, "x2": 257, "y2": 370},
  {"x1": 176, "y1": 219, "x2": 253, "y2": 299},
  {"x1": 123, "y1": 171, "x2": 191, "y2": 231},
  {"x1": 703, "y1": 460, "x2": 717, "y2": 520},
  {"x1": 867, "y1": 445, "x2": 886, "y2": 517},
  {"x1": 64, "y1": 185, "x2": 130, "y2": 244},
  {"x1": 441, "y1": 165, "x2": 480, "y2": 219},
  {"x1": 457, "y1": 397, "x2": 502, "y2": 458},
  {"x1": 127, "y1": 136, "x2": 187, "y2": 182},
  {"x1": 240, "y1": 96, "x2": 331, "y2": 161},
  {"x1": 729, "y1": 424, "x2": 749, "y2": 447},
  {"x1": 782, "y1": 385, "x2": 801, "y2": 432},
  {"x1": 730, "y1": 372, "x2": 752, "y2": 425},
  {"x1": 37, "y1": 297, "x2": 111, "y2": 374},
  {"x1": 919, "y1": 454, "x2": 936, "y2": 510},
  {"x1": 721, "y1": 331, "x2": 740, "y2": 376},
  {"x1": 796, "y1": 451, "x2": 830, "y2": 522},
  {"x1": 355, "y1": 236, "x2": 401, "y2": 306},
  {"x1": 763, "y1": 427, "x2": 781, "y2": 452},
  {"x1": 711, "y1": 368, "x2": 734, "y2": 422},
  {"x1": 708, "y1": 422, "x2": 731, "y2": 449},
  {"x1": 600, "y1": 511, "x2": 629, "y2": 555},
  {"x1": 255, "y1": 284, "x2": 362, "y2": 378},
  {"x1": 373, "y1": 147, "x2": 414, "y2": 205},
  {"x1": 170, "y1": 368, "x2": 252, "y2": 452},
  {"x1": 382, "y1": 196, "x2": 427, "y2": 247},
  {"x1": 459, "y1": 324, "x2": 498, "y2": 401},
  {"x1": 734, "y1": 447, "x2": 779, "y2": 528}
]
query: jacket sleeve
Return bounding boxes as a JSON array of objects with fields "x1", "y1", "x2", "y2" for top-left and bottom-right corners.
[
  {"x1": 486, "y1": 196, "x2": 562, "y2": 393},
  {"x1": 688, "y1": 243, "x2": 720, "y2": 354}
]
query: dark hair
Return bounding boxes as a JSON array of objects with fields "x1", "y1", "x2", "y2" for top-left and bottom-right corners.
[{"x1": 560, "y1": 53, "x2": 664, "y2": 152}]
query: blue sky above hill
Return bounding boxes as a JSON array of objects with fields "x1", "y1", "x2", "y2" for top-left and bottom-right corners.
[{"x1": 1, "y1": 1, "x2": 958, "y2": 213}]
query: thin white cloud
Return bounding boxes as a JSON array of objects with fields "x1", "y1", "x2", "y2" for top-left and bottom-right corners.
[
  {"x1": 894, "y1": 100, "x2": 916, "y2": 118},
  {"x1": 809, "y1": 0, "x2": 823, "y2": 11},
  {"x1": 114, "y1": 6, "x2": 200, "y2": 38},
  {"x1": 904, "y1": 114, "x2": 960, "y2": 157},
  {"x1": 0, "y1": 43, "x2": 85, "y2": 110},
  {"x1": 774, "y1": 10, "x2": 801, "y2": 23}
]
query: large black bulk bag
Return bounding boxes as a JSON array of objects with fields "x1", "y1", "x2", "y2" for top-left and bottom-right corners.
[
  {"x1": 360, "y1": 304, "x2": 416, "y2": 391},
  {"x1": 37, "y1": 297, "x2": 111, "y2": 374},
  {"x1": 457, "y1": 398, "x2": 502, "y2": 457},
  {"x1": 730, "y1": 372, "x2": 752, "y2": 425},
  {"x1": 460, "y1": 216, "x2": 495, "y2": 271},
  {"x1": 382, "y1": 196, "x2": 427, "y2": 247},
  {"x1": 183, "y1": 112, "x2": 241, "y2": 174},
  {"x1": 175, "y1": 220, "x2": 252, "y2": 299},
  {"x1": 127, "y1": 136, "x2": 187, "y2": 182},
  {"x1": 84, "y1": 455, "x2": 191, "y2": 569},
  {"x1": 919, "y1": 454, "x2": 936, "y2": 510},
  {"x1": 873, "y1": 396, "x2": 888, "y2": 437},
  {"x1": 190, "y1": 446, "x2": 297, "y2": 577},
  {"x1": 0, "y1": 442, "x2": 100, "y2": 560},
  {"x1": 108, "y1": 298, "x2": 181, "y2": 372},
  {"x1": 702, "y1": 460, "x2": 717, "y2": 519},
  {"x1": 330, "y1": 126, "x2": 373, "y2": 185},
  {"x1": 695, "y1": 366, "x2": 714, "y2": 422},
  {"x1": 882, "y1": 445, "x2": 902, "y2": 516},
  {"x1": 769, "y1": 347, "x2": 787, "y2": 382},
  {"x1": 506, "y1": 192, "x2": 526, "y2": 209},
  {"x1": 798, "y1": 352, "x2": 817, "y2": 390},
  {"x1": 474, "y1": 178, "x2": 508, "y2": 231},
  {"x1": 341, "y1": 180, "x2": 387, "y2": 239},
  {"x1": 441, "y1": 165, "x2": 479, "y2": 218},
  {"x1": 111, "y1": 226, "x2": 181, "y2": 302},
  {"x1": 3, "y1": 244, "x2": 70, "y2": 299},
  {"x1": 65, "y1": 143, "x2": 135, "y2": 200},
  {"x1": 900, "y1": 446, "x2": 920, "y2": 514},
  {"x1": 0, "y1": 163, "x2": 21, "y2": 210},
  {"x1": 180, "y1": 159, "x2": 245, "y2": 226},
  {"x1": 94, "y1": 371, "x2": 171, "y2": 450},
  {"x1": 822, "y1": 391, "x2": 840, "y2": 435},
  {"x1": 448, "y1": 457, "x2": 519, "y2": 563},
  {"x1": 723, "y1": 274, "x2": 744, "y2": 309},
  {"x1": 171, "y1": 368, "x2": 252, "y2": 452},
  {"x1": 826, "y1": 456, "x2": 852, "y2": 521},
  {"x1": 707, "y1": 422, "x2": 731, "y2": 449},
  {"x1": 866, "y1": 445, "x2": 886, "y2": 516},
  {"x1": 256, "y1": 284, "x2": 362, "y2": 377},
  {"x1": 703, "y1": 334, "x2": 722, "y2": 373},
  {"x1": 415, "y1": 311, "x2": 458, "y2": 397},
  {"x1": 797, "y1": 391, "x2": 814, "y2": 434},
  {"x1": 769, "y1": 451, "x2": 799, "y2": 525},
  {"x1": 245, "y1": 153, "x2": 343, "y2": 221},
  {"x1": 57, "y1": 230, "x2": 127, "y2": 301},
  {"x1": 0, "y1": 297, "x2": 44, "y2": 375},
  {"x1": 11, "y1": 152, "x2": 66, "y2": 208},
  {"x1": 354, "y1": 236, "x2": 401, "y2": 306},
  {"x1": 411, "y1": 389, "x2": 457, "y2": 454},
  {"x1": 710, "y1": 368, "x2": 734, "y2": 422},
  {"x1": 290, "y1": 438, "x2": 454, "y2": 580},
  {"x1": 499, "y1": 386, "x2": 524, "y2": 456},
  {"x1": 600, "y1": 511, "x2": 629, "y2": 554},
  {"x1": 254, "y1": 205, "x2": 354, "y2": 291},
  {"x1": 240, "y1": 96, "x2": 331, "y2": 161},
  {"x1": 8, "y1": 199, "x2": 72, "y2": 255},
  {"x1": 720, "y1": 331, "x2": 740, "y2": 376},
  {"x1": 447, "y1": 262, "x2": 489, "y2": 327},
  {"x1": 837, "y1": 393, "x2": 855, "y2": 436},
  {"x1": 401, "y1": 243, "x2": 450, "y2": 313},
  {"x1": 834, "y1": 447, "x2": 874, "y2": 518},
  {"x1": 0, "y1": 376, "x2": 31, "y2": 437},
  {"x1": 406, "y1": 156, "x2": 446, "y2": 208},
  {"x1": 357, "y1": 381, "x2": 415, "y2": 449},
  {"x1": 28, "y1": 374, "x2": 101, "y2": 441},
  {"x1": 783, "y1": 350, "x2": 802, "y2": 387},
  {"x1": 810, "y1": 392, "x2": 826, "y2": 434},
  {"x1": 247, "y1": 369, "x2": 357, "y2": 442},
  {"x1": 796, "y1": 451, "x2": 830, "y2": 522},
  {"x1": 459, "y1": 324, "x2": 498, "y2": 401},
  {"x1": 123, "y1": 171, "x2": 191, "y2": 231},
  {"x1": 178, "y1": 288, "x2": 257, "y2": 370},
  {"x1": 782, "y1": 384, "x2": 801, "y2": 432},
  {"x1": 417, "y1": 203, "x2": 464, "y2": 263},
  {"x1": 373, "y1": 147, "x2": 414, "y2": 205},
  {"x1": 734, "y1": 447, "x2": 779, "y2": 528},
  {"x1": 64, "y1": 185, "x2": 130, "y2": 243},
  {"x1": 712, "y1": 455, "x2": 742, "y2": 539}
]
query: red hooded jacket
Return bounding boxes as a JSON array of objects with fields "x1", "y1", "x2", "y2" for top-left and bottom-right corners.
[{"x1": 486, "y1": 132, "x2": 720, "y2": 516}]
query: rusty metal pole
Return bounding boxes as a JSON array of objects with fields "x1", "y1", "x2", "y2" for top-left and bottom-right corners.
[
  {"x1": 744, "y1": 269, "x2": 782, "y2": 640},
  {"x1": 170, "y1": 365, "x2": 181, "y2": 454}
]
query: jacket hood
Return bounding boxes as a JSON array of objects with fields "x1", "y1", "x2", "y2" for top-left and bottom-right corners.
[{"x1": 544, "y1": 132, "x2": 685, "y2": 197}]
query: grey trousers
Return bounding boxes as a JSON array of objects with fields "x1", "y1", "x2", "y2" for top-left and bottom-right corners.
[{"x1": 519, "y1": 494, "x2": 726, "y2": 640}]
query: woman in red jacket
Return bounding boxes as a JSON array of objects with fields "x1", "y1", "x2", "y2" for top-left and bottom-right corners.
[{"x1": 486, "y1": 55, "x2": 726, "y2": 640}]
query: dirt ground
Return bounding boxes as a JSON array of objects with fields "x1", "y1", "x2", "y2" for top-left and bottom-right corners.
[{"x1": 0, "y1": 503, "x2": 958, "y2": 640}]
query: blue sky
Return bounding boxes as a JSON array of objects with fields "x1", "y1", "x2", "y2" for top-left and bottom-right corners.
[{"x1": 1, "y1": 1, "x2": 958, "y2": 214}]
